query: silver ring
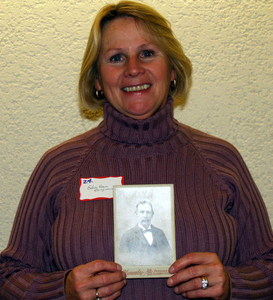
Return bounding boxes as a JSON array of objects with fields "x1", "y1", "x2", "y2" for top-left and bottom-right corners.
[
  {"x1": 201, "y1": 276, "x2": 208, "y2": 289},
  {"x1": 95, "y1": 289, "x2": 102, "y2": 300}
]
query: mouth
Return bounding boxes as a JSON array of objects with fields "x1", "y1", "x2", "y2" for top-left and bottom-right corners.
[
  {"x1": 141, "y1": 220, "x2": 149, "y2": 224},
  {"x1": 122, "y1": 84, "x2": 151, "y2": 92}
]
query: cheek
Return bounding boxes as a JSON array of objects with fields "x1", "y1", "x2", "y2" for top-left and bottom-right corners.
[
  {"x1": 153, "y1": 63, "x2": 172, "y2": 85},
  {"x1": 100, "y1": 66, "x2": 120, "y2": 87}
]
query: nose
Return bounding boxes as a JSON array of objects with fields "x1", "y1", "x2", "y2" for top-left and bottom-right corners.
[{"x1": 124, "y1": 56, "x2": 144, "y2": 77}]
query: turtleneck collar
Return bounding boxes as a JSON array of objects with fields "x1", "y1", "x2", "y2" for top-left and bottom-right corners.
[{"x1": 99, "y1": 96, "x2": 178, "y2": 145}]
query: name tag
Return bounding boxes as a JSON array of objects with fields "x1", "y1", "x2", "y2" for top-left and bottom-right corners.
[{"x1": 79, "y1": 176, "x2": 124, "y2": 201}]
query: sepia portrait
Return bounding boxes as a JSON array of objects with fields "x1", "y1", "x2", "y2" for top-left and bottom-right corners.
[{"x1": 114, "y1": 184, "x2": 176, "y2": 278}]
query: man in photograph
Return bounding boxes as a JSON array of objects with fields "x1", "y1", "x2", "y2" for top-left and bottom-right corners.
[{"x1": 119, "y1": 200, "x2": 173, "y2": 266}]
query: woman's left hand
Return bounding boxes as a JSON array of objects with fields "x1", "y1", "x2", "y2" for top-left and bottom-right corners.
[{"x1": 167, "y1": 252, "x2": 230, "y2": 299}]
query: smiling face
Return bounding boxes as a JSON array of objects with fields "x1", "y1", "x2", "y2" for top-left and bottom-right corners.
[{"x1": 95, "y1": 17, "x2": 175, "y2": 120}]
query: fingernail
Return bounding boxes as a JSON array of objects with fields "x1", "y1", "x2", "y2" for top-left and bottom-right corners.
[
  {"x1": 168, "y1": 278, "x2": 173, "y2": 285},
  {"x1": 169, "y1": 266, "x2": 174, "y2": 273},
  {"x1": 117, "y1": 264, "x2": 122, "y2": 271}
]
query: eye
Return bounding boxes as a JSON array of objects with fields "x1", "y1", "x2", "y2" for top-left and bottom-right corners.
[
  {"x1": 141, "y1": 50, "x2": 155, "y2": 58},
  {"x1": 110, "y1": 54, "x2": 124, "y2": 62}
]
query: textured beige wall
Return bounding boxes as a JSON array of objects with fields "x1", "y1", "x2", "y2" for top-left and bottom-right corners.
[{"x1": 1, "y1": 0, "x2": 272, "y2": 251}]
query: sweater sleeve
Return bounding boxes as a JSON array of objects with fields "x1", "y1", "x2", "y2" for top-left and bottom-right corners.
[
  {"x1": 193, "y1": 133, "x2": 273, "y2": 299},
  {"x1": 0, "y1": 138, "x2": 90, "y2": 299}
]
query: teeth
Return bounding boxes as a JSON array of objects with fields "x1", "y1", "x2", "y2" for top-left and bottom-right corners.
[{"x1": 123, "y1": 84, "x2": 151, "y2": 92}]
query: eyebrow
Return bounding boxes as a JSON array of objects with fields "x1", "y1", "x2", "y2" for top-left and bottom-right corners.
[{"x1": 105, "y1": 43, "x2": 157, "y2": 54}]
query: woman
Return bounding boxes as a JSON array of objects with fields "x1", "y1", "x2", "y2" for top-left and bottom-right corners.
[{"x1": 1, "y1": 1, "x2": 273, "y2": 299}]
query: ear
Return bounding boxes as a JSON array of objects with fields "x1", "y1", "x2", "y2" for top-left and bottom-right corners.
[
  {"x1": 171, "y1": 69, "x2": 175, "y2": 81},
  {"x1": 95, "y1": 76, "x2": 102, "y2": 91}
]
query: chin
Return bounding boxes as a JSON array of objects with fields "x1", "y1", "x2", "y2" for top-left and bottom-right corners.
[
  {"x1": 126, "y1": 107, "x2": 158, "y2": 120},
  {"x1": 126, "y1": 101, "x2": 157, "y2": 116}
]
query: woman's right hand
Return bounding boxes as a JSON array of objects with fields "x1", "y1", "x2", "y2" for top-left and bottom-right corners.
[{"x1": 65, "y1": 259, "x2": 127, "y2": 300}]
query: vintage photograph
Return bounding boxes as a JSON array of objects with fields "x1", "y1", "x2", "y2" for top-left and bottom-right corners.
[{"x1": 114, "y1": 184, "x2": 176, "y2": 278}]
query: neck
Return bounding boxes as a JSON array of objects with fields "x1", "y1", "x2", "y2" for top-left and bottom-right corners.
[{"x1": 99, "y1": 96, "x2": 178, "y2": 145}]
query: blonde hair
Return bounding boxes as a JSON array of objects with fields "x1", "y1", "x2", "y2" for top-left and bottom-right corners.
[{"x1": 79, "y1": 0, "x2": 192, "y2": 111}]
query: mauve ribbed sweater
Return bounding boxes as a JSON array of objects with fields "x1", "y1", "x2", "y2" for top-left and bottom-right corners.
[{"x1": 1, "y1": 98, "x2": 273, "y2": 299}]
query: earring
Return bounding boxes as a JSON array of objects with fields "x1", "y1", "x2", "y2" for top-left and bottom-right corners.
[
  {"x1": 95, "y1": 89, "x2": 104, "y2": 99},
  {"x1": 171, "y1": 79, "x2": 177, "y2": 89}
]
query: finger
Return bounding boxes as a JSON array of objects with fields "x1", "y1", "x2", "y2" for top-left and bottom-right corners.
[
  {"x1": 107, "y1": 290, "x2": 123, "y2": 300},
  {"x1": 174, "y1": 276, "x2": 204, "y2": 294},
  {"x1": 91, "y1": 271, "x2": 127, "y2": 289},
  {"x1": 168, "y1": 260, "x2": 227, "y2": 288},
  {"x1": 174, "y1": 276, "x2": 213, "y2": 294},
  {"x1": 181, "y1": 284, "x2": 224, "y2": 300},
  {"x1": 167, "y1": 263, "x2": 208, "y2": 287},
  {"x1": 66, "y1": 271, "x2": 126, "y2": 299},
  {"x1": 72, "y1": 260, "x2": 122, "y2": 283},
  {"x1": 100, "y1": 289, "x2": 123, "y2": 300},
  {"x1": 169, "y1": 252, "x2": 218, "y2": 274},
  {"x1": 68, "y1": 260, "x2": 121, "y2": 283},
  {"x1": 84, "y1": 260, "x2": 122, "y2": 277},
  {"x1": 95, "y1": 278, "x2": 127, "y2": 299},
  {"x1": 173, "y1": 272, "x2": 229, "y2": 299}
]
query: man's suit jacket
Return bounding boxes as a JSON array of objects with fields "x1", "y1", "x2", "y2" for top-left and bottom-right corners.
[{"x1": 119, "y1": 224, "x2": 172, "y2": 265}]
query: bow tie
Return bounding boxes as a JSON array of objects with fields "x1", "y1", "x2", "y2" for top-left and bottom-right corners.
[{"x1": 143, "y1": 229, "x2": 152, "y2": 233}]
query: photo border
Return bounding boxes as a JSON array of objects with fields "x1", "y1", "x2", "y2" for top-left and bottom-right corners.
[{"x1": 113, "y1": 184, "x2": 176, "y2": 278}]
